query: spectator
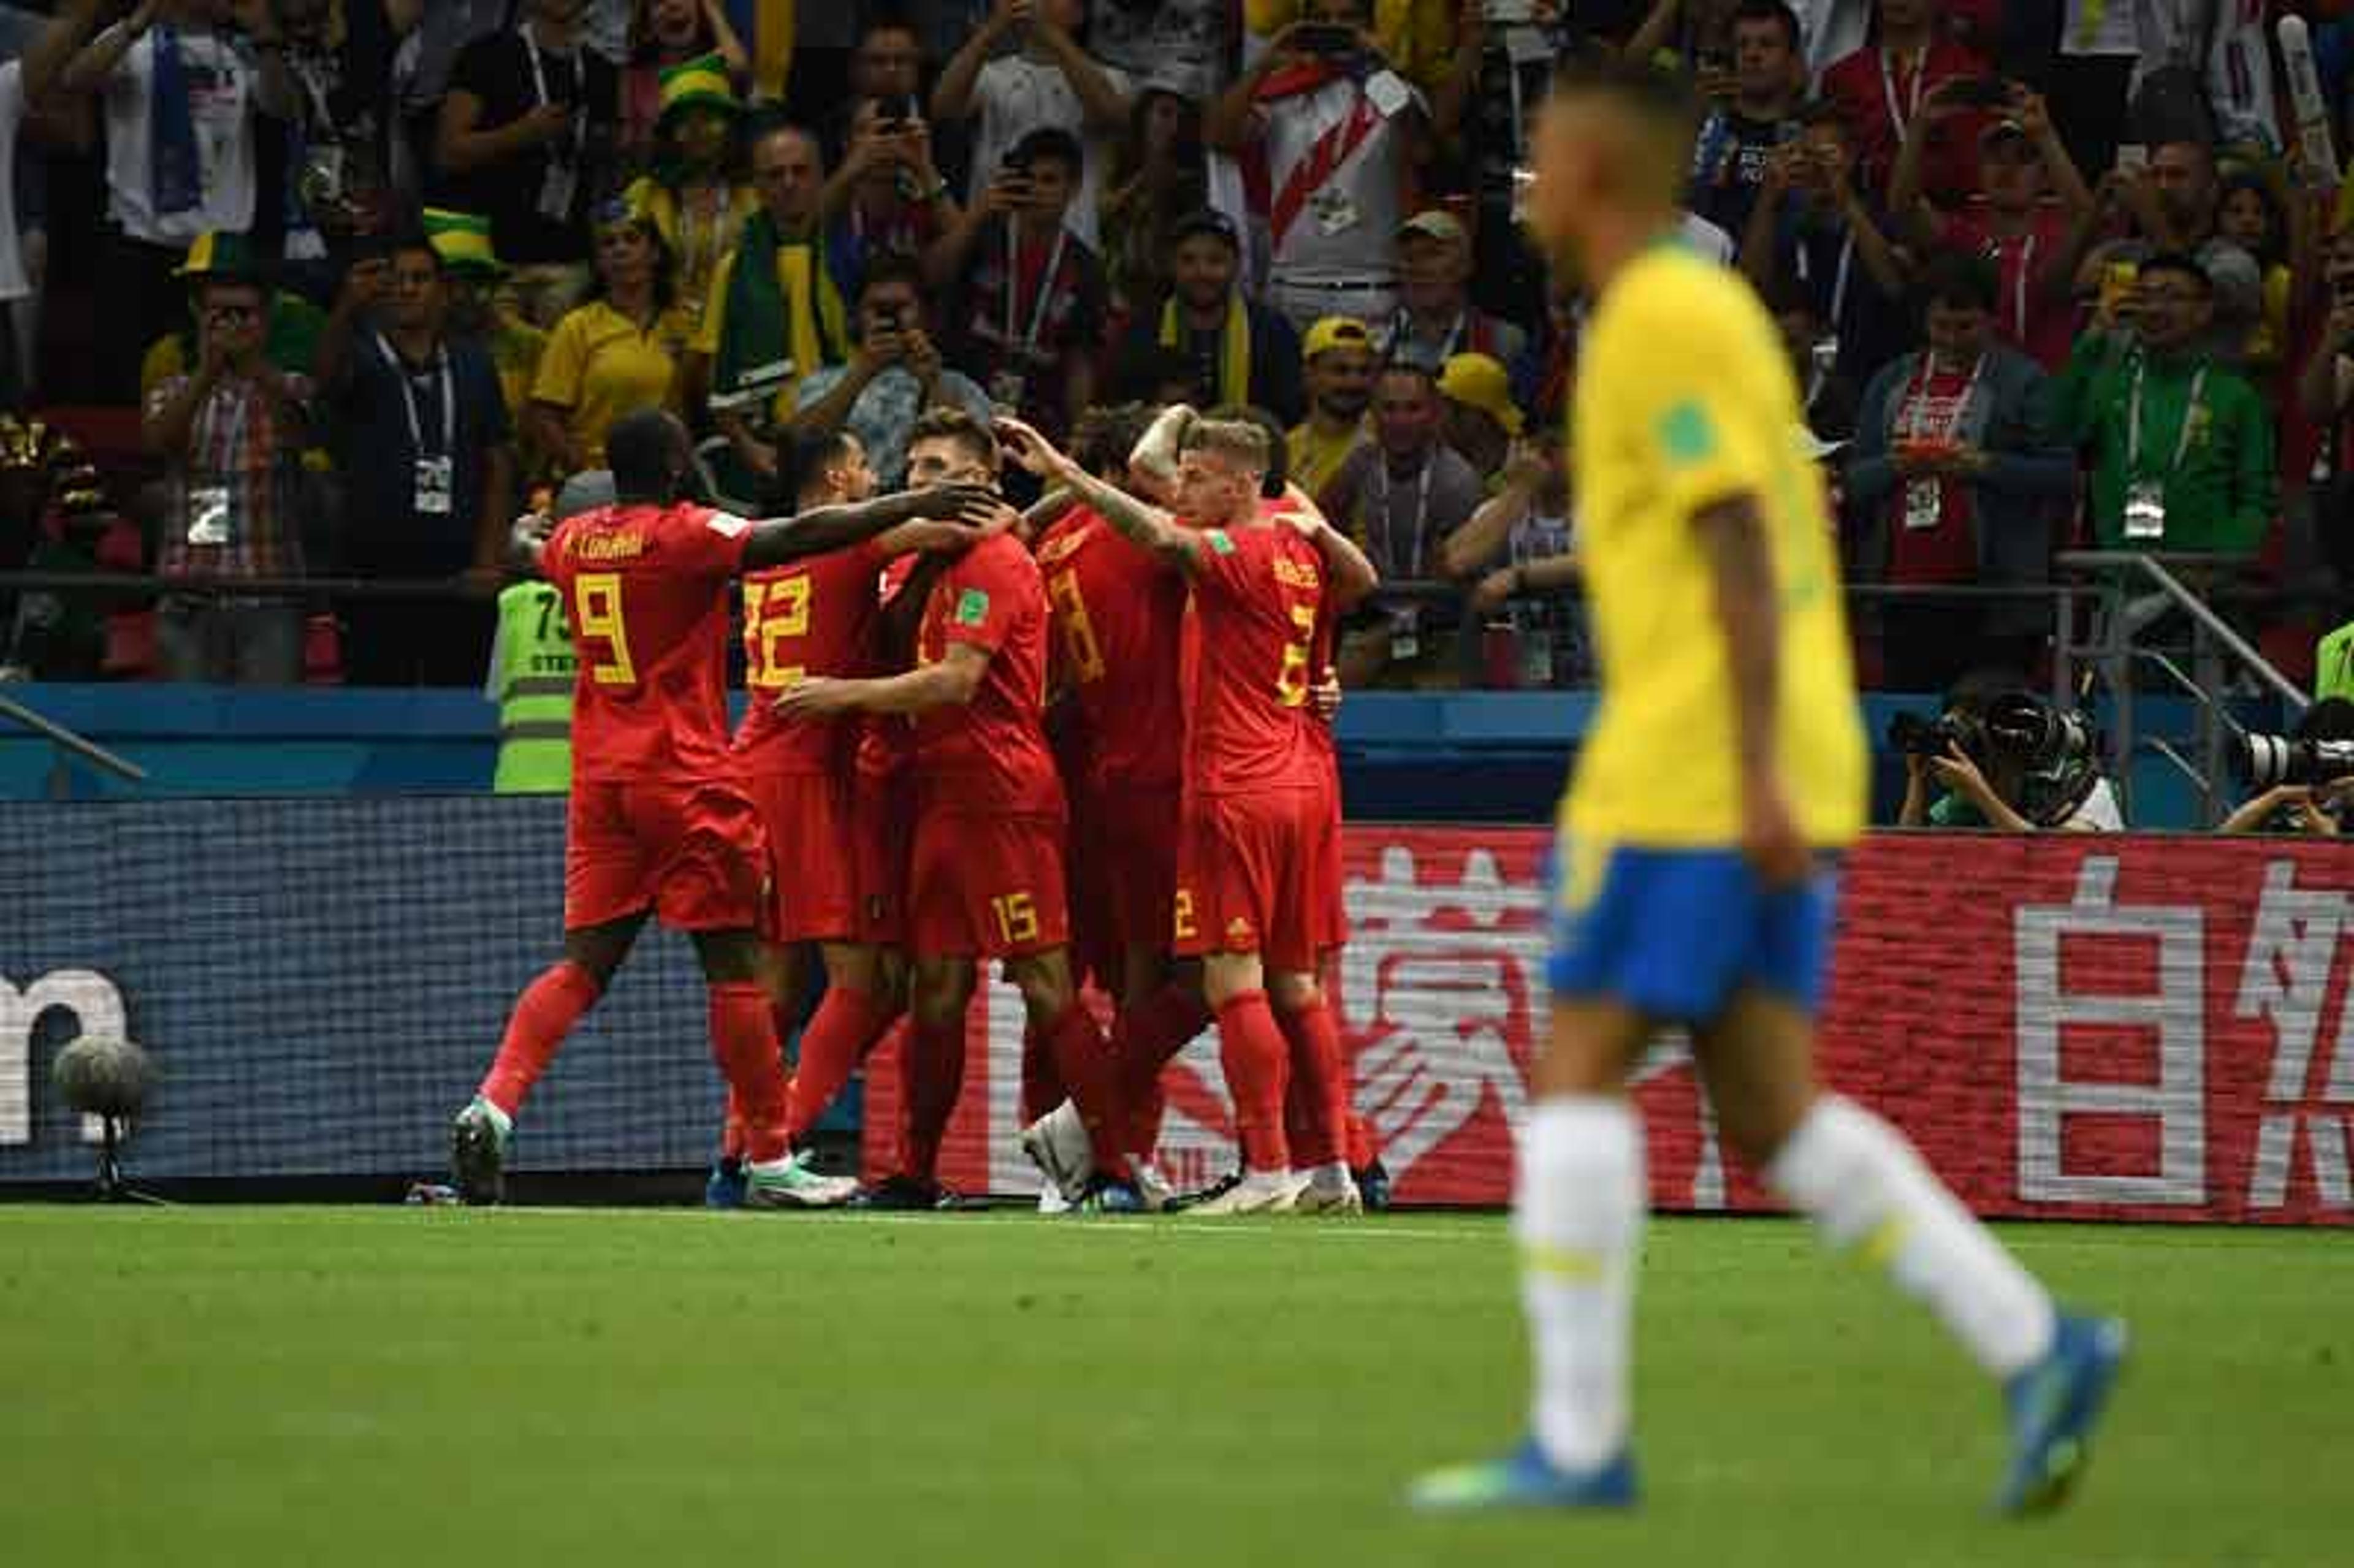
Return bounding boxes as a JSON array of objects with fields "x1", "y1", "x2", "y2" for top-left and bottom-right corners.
[
  {"x1": 1247, "y1": 0, "x2": 1457, "y2": 93},
  {"x1": 695, "y1": 122, "x2": 852, "y2": 492},
  {"x1": 828, "y1": 15, "x2": 929, "y2": 169},
  {"x1": 59, "y1": 0, "x2": 279, "y2": 401},
  {"x1": 1429, "y1": 0, "x2": 1574, "y2": 327},
  {"x1": 386, "y1": 0, "x2": 508, "y2": 200},
  {"x1": 0, "y1": 419, "x2": 122, "y2": 683},
  {"x1": 1089, "y1": 0, "x2": 1233, "y2": 102},
  {"x1": 2079, "y1": 141, "x2": 2263, "y2": 363},
  {"x1": 1845, "y1": 253, "x2": 2074, "y2": 691},
  {"x1": 319, "y1": 233, "x2": 513, "y2": 686},
  {"x1": 1287, "y1": 314, "x2": 1377, "y2": 498},
  {"x1": 932, "y1": 0, "x2": 1129, "y2": 247},
  {"x1": 142, "y1": 230, "x2": 332, "y2": 408},
  {"x1": 1769, "y1": 284, "x2": 1860, "y2": 447},
  {"x1": 1321, "y1": 362, "x2": 1483, "y2": 687},
  {"x1": 1683, "y1": 0, "x2": 1807, "y2": 243},
  {"x1": 1111, "y1": 209, "x2": 1303, "y2": 424},
  {"x1": 620, "y1": 0, "x2": 748, "y2": 166},
  {"x1": 1441, "y1": 435, "x2": 1586, "y2": 688},
  {"x1": 2298, "y1": 226, "x2": 2354, "y2": 463},
  {"x1": 2058, "y1": 252, "x2": 2275, "y2": 557},
  {"x1": 934, "y1": 126, "x2": 1106, "y2": 438},
  {"x1": 428, "y1": 208, "x2": 551, "y2": 465},
  {"x1": 530, "y1": 200, "x2": 692, "y2": 476},
  {"x1": 789, "y1": 253, "x2": 994, "y2": 491},
  {"x1": 1818, "y1": 0, "x2": 1986, "y2": 204},
  {"x1": 142, "y1": 245, "x2": 316, "y2": 683},
  {"x1": 1434, "y1": 350, "x2": 1519, "y2": 488},
  {"x1": 622, "y1": 55, "x2": 756, "y2": 341},
  {"x1": 1099, "y1": 86, "x2": 1207, "y2": 314},
  {"x1": 824, "y1": 95, "x2": 959, "y2": 290},
  {"x1": 261, "y1": 0, "x2": 410, "y2": 288},
  {"x1": 1206, "y1": 0, "x2": 1428, "y2": 335},
  {"x1": 7, "y1": 0, "x2": 110, "y2": 406},
  {"x1": 2217, "y1": 699, "x2": 2354, "y2": 835},
  {"x1": 1379, "y1": 210, "x2": 1527, "y2": 373},
  {"x1": 2214, "y1": 166, "x2": 2301, "y2": 379},
  {"x1": 1890, "y1": 84, "x2": 2093, "y2": 372},
  {"x1": 435, "y1": 0, "x2": 621, "y2": 328},
  {"x1": 1740, "y1": 107, "x2": 1911, "y2": 385}
]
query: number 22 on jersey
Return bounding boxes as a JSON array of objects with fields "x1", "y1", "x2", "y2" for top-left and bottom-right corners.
[{"x1": 744, "y1": 574, "x2": 813, "y2": 690}]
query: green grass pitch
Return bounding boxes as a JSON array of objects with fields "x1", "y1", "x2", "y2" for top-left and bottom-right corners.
[{"x1": 1, "y1": 1208, "x2": 2341, "y2": 1567}]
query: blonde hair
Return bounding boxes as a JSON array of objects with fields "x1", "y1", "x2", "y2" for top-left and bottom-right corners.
[{"x1": 1180, "y1": 418, "x2": 1271, "y2": 481}]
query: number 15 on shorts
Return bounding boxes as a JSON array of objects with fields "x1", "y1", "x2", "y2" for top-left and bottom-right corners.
[{"x1": 992, "y1": 891, "x2": 1040, "y2": 946}]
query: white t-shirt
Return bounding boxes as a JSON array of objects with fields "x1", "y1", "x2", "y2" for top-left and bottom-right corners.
[
  {"x1": 1262, "y1": 77, "x2": 1414, "y2": 285},
  {"x1": 1680, "y1": 211, "x2": 1736, "y2": 265},
  {"x1": 966, "y1": 53, "x2": 1129, "y2": 249},
  {"x1": 102, "y1": 27, "x2": 258, "y2": 246},
  {"x1": 2065, "y1": 776, "x2": 2126, "y2": 831},
  {"x1": 1087, "y1": 0, "x2": 1231, "y2": 101},
  {"x1": 0, "y1": 62, "x2": 28, "y2": 302}
]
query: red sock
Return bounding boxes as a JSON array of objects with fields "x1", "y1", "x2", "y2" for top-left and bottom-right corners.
[
  {"x1": 786, "y1": 986, "x2": 895, "y2": 1144},
  {"x1": 1276, "y1": 999, "x2": 1347, "y2": 1171},
  {"x1": 720, "y1": 1092, "x2": 748, "y2": 1163},
  {"x1": 1020, "y1": 1022, "x2": 1064, "y2": 1128},
  {"x1": 901, "y1": 1016, "x2": 967, "y2": 1184},
  {"x1": 1215, "y1": 991, "x2": 1292, "y2": 1173},
  {"x1": 1346, "y1": 1113, "x2": 1376, "y2": 1171},
  {"x1": 478, "y1": 961, "x2": 602, "y2": 1118},
  {"x1": 708, "y1": 982, "x2": 791, "y2": 1164},
  {"x1": 1042, "y1": 1002, "x2": 1124, "y2": 1168},
  {"x1": 1116, "y1": 984, "x2": 1212, "y2": 1152}
]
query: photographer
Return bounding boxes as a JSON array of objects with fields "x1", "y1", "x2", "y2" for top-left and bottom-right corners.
[
  {"x1": 788, "y1": 255, "x2": 993, "y2": 491},
  {"x1": 1897, "y1": 686, "x2": 2123, "y2": 831},
  {"x1": 2218, "y1": 698, "x2": 2354, "y2": 836}
]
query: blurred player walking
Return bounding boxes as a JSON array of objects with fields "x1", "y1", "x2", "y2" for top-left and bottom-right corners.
[{"x1": 1409, "y1": 61, "x2": 2125, "y2": 1514}]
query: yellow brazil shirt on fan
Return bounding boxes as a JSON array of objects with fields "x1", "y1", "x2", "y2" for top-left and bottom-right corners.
[
  {"x1": 1562, "y1": 241, "x2": 1866, "y2": 851},
  {"x1": 532, "y1": 300, "x2": 691, "y2": 470}
]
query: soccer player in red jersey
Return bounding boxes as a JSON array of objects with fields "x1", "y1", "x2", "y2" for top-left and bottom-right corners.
[
  {"x1": 998, "y1": 409, "x2": 1377, "y2": 1215},
  {"x1": 775, "y1": 408, "x2": 1119, "y2": 1209},
  {"x1": 717, "y1": 428, "x2": 1007, "y2": 1205},
  {"x1": 449, "y1": 409, "x2": 997, "y2": 1207}
]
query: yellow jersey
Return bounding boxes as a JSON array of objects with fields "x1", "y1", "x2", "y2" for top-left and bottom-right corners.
[
  {"x1": 1563, "y1": 242, "x2": 1865, "y2": 849},
  {"x1": 530, "y1": 299, "x2": 692, "y2": 471}
]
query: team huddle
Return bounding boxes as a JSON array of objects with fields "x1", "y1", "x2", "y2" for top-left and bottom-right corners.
[{"x1": 446, "y1": 395, "x2": 1379, "y2": 1216}]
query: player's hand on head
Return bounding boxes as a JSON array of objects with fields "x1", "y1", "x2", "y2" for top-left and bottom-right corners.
[{"x1": 992, "y1": 416, "x2": 1063, "y2": 478}]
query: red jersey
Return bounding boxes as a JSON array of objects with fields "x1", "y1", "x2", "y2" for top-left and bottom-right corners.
[
  {"x1": 1035, "y1": 506, "x2": 1186, "y2": 792},
  {"x1": 543, "y1": 501, "x2": 752, "y2": 783},
  {"x1": 1936, "y1": 207, "x2": 2074, "y2": 371},
  {"x1": 1181, "y1": 522, "x2": 1325, "y2": 797},
  {"x1": 733, "y1": 539, "x2": 888, "y2": 776},
  {"x1": 1820, "y1": 39, "x2": 1987, "y2": 202},
  {"x1": 913, "y1": 531, "x2": 1063, "y2": 814}
]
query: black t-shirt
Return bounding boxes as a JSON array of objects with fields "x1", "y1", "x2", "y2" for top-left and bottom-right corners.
[
  {"x1": 328, "y1": 332, "x2": 512, "y2": 561},
  {"x1": 1688, "y1": 109, "x2": 1799, "y2": 241},
  {"x1": 438, "y1": 30, "x2": 618, "y2": 267}
]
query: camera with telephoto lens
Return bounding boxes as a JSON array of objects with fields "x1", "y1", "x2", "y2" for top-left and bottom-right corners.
[
  {"x1": 2239, "y1": 733, "x2": 2354, "y2": 789},
  {"x1": 1887, "y1": 709, "x2": 1983, "y2": 759}
]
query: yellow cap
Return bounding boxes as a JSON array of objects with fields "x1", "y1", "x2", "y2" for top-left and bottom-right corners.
[
  {"x1": 1302, "y1": 316, "x2": 1374, "y2": 360},
  {"x1": 1437, "y1": 352, "x2": 1525, "y2": 437}
]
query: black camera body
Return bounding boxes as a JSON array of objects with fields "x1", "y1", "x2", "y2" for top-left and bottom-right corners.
[{"x1": 1887, "y1": 710, "x2": 1980, "y2": 759}]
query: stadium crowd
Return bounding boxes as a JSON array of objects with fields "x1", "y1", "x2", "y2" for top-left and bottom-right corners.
[{"x1": 0, "y1": 0, "x2": 2352, "y2": 696}]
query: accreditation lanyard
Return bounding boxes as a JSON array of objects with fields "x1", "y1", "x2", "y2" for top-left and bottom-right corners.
[
  {"x1": 1369, "y1": 457, "x2": 1435, "y2": 577},
  {"x1": 1003, "y1": 225, "x2": 1068, "y2": 362},
  {"x1": 523, "y1": 28, "x2": 586, "y2": 158},
  {"x1": 2127, "y1": 361, "x2": 2207, "y2": 476},
  {"x1": 1899, "y1": 353, "x2": 1986, "y2": 442},
  {"x1": 2009, "y1": 232, "x2": 2036, "y2": 340},
  {"x1": 378, "y1": 335, "x2": 456, "y2": 456},
  {"x1": 1880, "y1": 46, "x2": 1928, "y2": 143}
]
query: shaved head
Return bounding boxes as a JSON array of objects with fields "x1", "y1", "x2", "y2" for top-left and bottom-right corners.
[{"x1": 1526, "y1": 58, "x2": 1701, "y2": 274}]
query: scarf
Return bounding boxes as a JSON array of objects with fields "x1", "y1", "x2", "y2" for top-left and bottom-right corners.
[
  {"x1": 1159, "y1": 295, "x2": 1251, "y2": 408},
  {"x1": 150, "y1": 24, "x2": 204, "y2": 218},
  {"x1": 710, "y1": 207, "x2": 848, "y2": 417}
]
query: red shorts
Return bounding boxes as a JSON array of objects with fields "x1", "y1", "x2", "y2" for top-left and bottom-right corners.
[
  {"x1": 1309, "y1": 785, "x2": 1349, "y2": 953},
  {"x1": 852, "y1": 767, "x2": 915, "y2": 947},
  {"x1": 1084, "y1": 780, "x2": 1183, "y2": 956},
  {"x1": 1175, "y1": 786, "x2": 1320, "y2": 973},
  {"x1": 741, "y1": 769, "x2": 857, "y2": 943},
  {"x1": 565, "y1": 778, "x2": 768, "y2": 934},
  {"x1": 908, "y1": 807, "x2": 1070, "y2": 959}
]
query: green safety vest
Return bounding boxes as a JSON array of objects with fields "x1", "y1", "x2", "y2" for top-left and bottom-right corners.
[
  {"x1": 2317, "y1": 621, "x2": 2354, "y2": 706},
  {"x1": 492, "y1": 582, "x2": 577, "y2": 794}
]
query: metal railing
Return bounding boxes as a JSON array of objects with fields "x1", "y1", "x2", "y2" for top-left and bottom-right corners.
[
  {"x1": 0, "y1": 688, "x2": 148, "y2": 797},
  {"x1": 2053, "y1": 551, "x2": 2308, "y2": 828}
]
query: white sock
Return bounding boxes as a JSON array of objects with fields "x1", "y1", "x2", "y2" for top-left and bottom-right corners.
[
  {"x1": 1517, "y1": 1095, "x2": 1645, "y2": 1472},
  {"x1": 1769, "y1": 1095, "x2": 2055, "y2": 1379},
  {"x1": 1311, "y1": 1161, "x2": 1352, "y2": 1188}
]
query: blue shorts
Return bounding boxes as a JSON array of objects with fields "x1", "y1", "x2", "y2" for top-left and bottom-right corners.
[{"x1": 1547, "y1": 838, "x2": 1839, "y2": 1022}]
